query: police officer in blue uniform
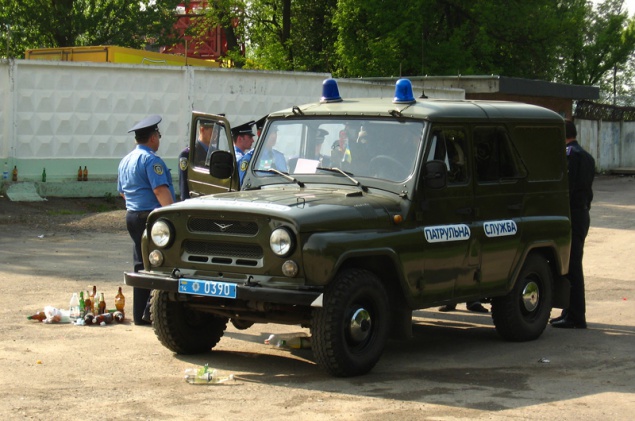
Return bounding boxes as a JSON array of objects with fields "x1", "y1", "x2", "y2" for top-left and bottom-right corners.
[
  {"x1": 551, "y1": 120, "x2": 595, "y2": 329},
  {"x1": 118, "y1": 114, "x2": 175, "y2": 325},
  {"x1": 232, "y1": 120, "x2": 256, "y2": 162}
]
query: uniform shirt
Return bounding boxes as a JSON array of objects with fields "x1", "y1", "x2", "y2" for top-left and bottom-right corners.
[
  {"x1": 566, "y1": 140, "x2": 595, "y2": 211},
  {"x1": 118, "y1": 144, "x2": 175, "y2": 211},
  {"x1": 238, "y1": 149, "x2": 254, "y2": 185},
  {"x1": 234, "y1": 144, "x2": 247, "y2": 162}
]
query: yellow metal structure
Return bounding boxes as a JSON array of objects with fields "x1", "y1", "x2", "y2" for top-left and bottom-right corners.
[{"x1": 25, "y1": 45, "x2": 220, "y2": 68}]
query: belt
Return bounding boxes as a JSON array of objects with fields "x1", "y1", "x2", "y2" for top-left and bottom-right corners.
[{"x1": 127, "y1": 210, "x2": 152, "y2": 219}]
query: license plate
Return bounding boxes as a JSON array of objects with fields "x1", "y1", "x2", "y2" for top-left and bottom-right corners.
[{"x1": 178, "y1": 279, "x2": 237, "y2": 299}]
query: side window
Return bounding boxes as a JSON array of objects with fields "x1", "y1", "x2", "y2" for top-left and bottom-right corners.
[
  {"x1": 193, "y1": 121, "x2": 230, "y2": 169},
  {"x1": 473, "y1": 127, "x2": 521, "y2": 183},
  {"x1": 426, "y1": 127, "x2": 468, "y2": 184}
]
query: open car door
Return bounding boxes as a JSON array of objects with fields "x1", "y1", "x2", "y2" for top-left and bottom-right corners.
[{"x1": 185, "y1": 112, "x2": 240, "y2": 197}]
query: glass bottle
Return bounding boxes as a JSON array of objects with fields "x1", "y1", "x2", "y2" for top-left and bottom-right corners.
[
  {"x1": 77, "y1": 166, "x2": 82, "y2": 181},
  {"x1": 79, "y1": 291, "x2": 85, "y2": 318},
  {"x1": 115, "y1": 287, "x2": 125, "y2": 313},
  {"x1": 12, "y1": 166, "x2": 17, "y2": 182},
  {"x1": 84, "y1": 290, "x2": 92, "y2": 318},
  {"x1": 83, "y1": 166, "x2": 88, "y2": 181},
  {"x1": 98, "y1": 292, "x2": 106, "y2": 315},
  {"x1": 41, "y1": 168, "x2": 46, "y2": 182},
  {"x1": 27, "y1": 311, "x2": 46, "y2": 322},
  {"x1": 113, "y1": 311, "x2": 125, "y2": 323},
  {"x1": 91, "y1": 286, "x2": 97, "y2": 313}
]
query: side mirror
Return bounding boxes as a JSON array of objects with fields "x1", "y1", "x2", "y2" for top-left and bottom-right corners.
[
  {"x1": 423, "y1": 160, "x2": 447, "y2": 189},
  {"x1": 209, "y1": 150, "x2": 235, "y2": 179}
]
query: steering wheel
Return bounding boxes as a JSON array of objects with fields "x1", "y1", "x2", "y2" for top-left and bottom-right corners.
[{"x1": 369, "y1": 155, "x2": 405, "y2": 180}]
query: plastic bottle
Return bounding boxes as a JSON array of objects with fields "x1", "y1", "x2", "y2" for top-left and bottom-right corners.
[
  {"x1": 2, "y1": 162, "x2": 7, "y2": 180},
  {"x1": 264, "y1": 332, "x2": 311, "y2": 349},
  {"x1": 84, "y1": 312, "x2": 95, "y2": 325},
  {"x1": 114, "y1": 287, "x2": 125, "y2": 313},
  {"x1": 93, "y1": 313, "x2": 114, "y2": 325},
  {"x1": 184, "y1": 366, "x2": 234, "y2": 385},
  {"x1": 69, "y1": 293, "x2": 80, "y2": 321}
]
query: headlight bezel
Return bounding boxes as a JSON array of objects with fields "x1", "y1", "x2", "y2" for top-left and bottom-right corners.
[
  {"x1": 269, "y1": 226, "x2": 296, "y2": 257},
  {"x1": 150, "y1": 218, "x2": 174, "y2": 248}
]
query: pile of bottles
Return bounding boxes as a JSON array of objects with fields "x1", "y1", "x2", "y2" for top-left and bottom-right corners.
[
  {"x1": 28, "y1": 285, "x2": 127, "y2": 326},
  {"x1": 184, "y1": 364, "x2": 234, "y2": 385}
]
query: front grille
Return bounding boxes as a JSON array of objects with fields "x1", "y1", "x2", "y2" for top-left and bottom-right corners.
[
  {"x1": 188, "y1": 217, "x2": 258, "y2": 236},
  {"x1": 184, "y1": 240, "x2": 263, "y2": 259}
]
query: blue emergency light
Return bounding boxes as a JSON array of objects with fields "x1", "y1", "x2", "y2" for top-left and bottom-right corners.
[
  {"x1": 320, "y1": 78, "x2": 343, "y2": 103},
  {"x1": 393, "y1": 78, "x2": 416, "y2": 104}
]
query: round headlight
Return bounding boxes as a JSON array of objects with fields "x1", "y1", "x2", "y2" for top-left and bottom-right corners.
[
  {"x1": 270, "y1": 227, "x2": 295, "y2": 257},
  {"x1": 148, "y1": 250, "x2": 164, "y2": 267},
  {"x1": 151, "y1": 219, "x2": 173, "y2": 248}
]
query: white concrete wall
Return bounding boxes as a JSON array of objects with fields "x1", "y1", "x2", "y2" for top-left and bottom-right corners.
[
  {"x1": 0, "y1": 59, "x2": 463, "y2": 192},
  {"x1": 576, "y1": 119, "x2": 635, "y2": 171}
]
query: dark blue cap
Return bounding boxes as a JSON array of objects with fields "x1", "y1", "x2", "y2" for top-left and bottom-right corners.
[
  {"x1": 231, "y1": 120, "x2": 255, "y2": 137},
  {"x1": 128, "y1": 114, "x2": 162, "y2": 135}
]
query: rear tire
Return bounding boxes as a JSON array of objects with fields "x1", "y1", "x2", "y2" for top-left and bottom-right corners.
[
  {"x1": 491, "y1": 254, "x2": 553, "y2": 341},
  {"x1": 311, "y1": 269, "x2": 390, "y2": 377},
  {"x1": 151, "y1": 291, "x2": 228, "y2": 354}
]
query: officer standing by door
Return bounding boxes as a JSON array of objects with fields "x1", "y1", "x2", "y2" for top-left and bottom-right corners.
[
  {"x1": 551, "y1": 120, "x2": 595, "y2": 329},
  {"x1": 118, "y1": 115, "x2": 175, "y2": 325}
]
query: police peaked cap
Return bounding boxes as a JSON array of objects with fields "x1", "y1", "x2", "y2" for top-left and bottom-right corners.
[
  {"x1": 231, "y1": 120, "x2": 256, "y2": 137},
  {"x1": 316, "y1": 128, "x2": 329, "y2": 139},
  {"x1": 128, "y1": 114, "x2": 162, "y2": 137}
]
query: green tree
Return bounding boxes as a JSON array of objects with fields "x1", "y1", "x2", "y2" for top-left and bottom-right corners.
[{"x1": 0, "y1": 0, "x2": 182, "y2": 59}]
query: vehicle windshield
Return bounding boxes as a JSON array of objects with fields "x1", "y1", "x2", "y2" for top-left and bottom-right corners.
[{"x1": 251, "y1": 119, "x2": 424, "y2": 182}]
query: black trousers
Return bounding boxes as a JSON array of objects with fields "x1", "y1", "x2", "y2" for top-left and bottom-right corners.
[
  {"x1": 567, "y1": 209, "x2": 591, "y2": 323},
  {"x1": 126, "y1": 210, "x2": 152, "y2": 324}
]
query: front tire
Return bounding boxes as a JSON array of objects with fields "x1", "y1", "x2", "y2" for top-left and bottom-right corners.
[
  {"x1": 311, "y1": 269, "x2": 390, "y2": 377},
  {"x1": 491, "y1": 254, "x2": 553, "y2": 341},
  {"x1": 151, "y1": 291, "x2": 228, "y2": 354}
]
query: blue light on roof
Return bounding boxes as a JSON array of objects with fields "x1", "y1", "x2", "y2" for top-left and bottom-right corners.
[
  {"x1": 320, "y1": 78, "x2": 343, "y2": 103},
  {"x1": 393, "y1": 78, "x2": 416, "y2": 104}
]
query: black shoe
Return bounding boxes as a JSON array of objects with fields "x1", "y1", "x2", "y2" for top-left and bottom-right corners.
[
  {"x1": 439, "y1": 304, "x2": 456, "y2": 312},
  {"x1": 549, "y1": 315, "x2": 565, "y2": 324},
  {"x1": 551, "y1": 318, "x2": 587, "y2": 329},
  {"x1": 466, "y1": 302, "x2": 488, "y2": 313},
  {"x1": 134, "y1": 319, "x2": 151, "y2": 326}
]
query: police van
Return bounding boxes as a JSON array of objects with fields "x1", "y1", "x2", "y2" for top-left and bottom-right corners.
[{"x1": 125, "y1": 79, "x2": 571, "y2": 377}]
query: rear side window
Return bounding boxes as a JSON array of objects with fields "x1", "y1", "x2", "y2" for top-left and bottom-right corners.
[
  {"x1": 472, "y1": 126, "x2": 525, "y2": 183},
  {"x1": 512, "y1": 126, "x2": 564, "y2": 181}
]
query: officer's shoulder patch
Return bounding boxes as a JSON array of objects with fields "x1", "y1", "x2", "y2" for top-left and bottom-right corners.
[
  {"x1": 179, "y1": 157, "x2": 188, "y2": 172},
  {"x1": 240, "y1": 160, "x2": 249, "y2": 172},
  {"x1": 153, "y1": 163, "x2": 164, "y2": 175}
]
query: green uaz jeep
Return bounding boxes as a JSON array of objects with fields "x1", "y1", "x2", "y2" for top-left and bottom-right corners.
[{"x1": 125, "y1": 78, "x2": 571, "y2": 377}]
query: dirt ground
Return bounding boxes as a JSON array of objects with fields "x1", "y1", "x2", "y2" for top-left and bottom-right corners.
[{"x1": 0, "y1": 175, "x2": 634, "y2": 420}]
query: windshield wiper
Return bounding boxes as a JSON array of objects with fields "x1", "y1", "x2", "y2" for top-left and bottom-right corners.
[
  {"x1": 255, "y1": 168, "x2": 304, "y2": 187},
  {"x1": 317, "y1": 167, "x2": 367, "y2": 192}
]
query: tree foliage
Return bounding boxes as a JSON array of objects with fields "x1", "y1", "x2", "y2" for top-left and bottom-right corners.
[
  {"x1": 2, "y1": 0, "x2": 635, "y2": 104},
  {"x1": 0, "y1": 0, "x2": 182, "y2": 59}
]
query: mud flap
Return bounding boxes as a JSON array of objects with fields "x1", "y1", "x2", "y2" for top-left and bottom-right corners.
[{"x1": 552, "y1": 275, "x2": 571, "y2": 309}]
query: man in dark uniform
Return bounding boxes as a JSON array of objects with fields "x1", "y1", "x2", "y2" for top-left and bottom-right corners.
[
  {"x1": 178, "y1": 117, "x2": 222, "y2": 201},
  {"x1": 551, "y1": 120, "x2": 595, "y2": 329},
  {"x1": 118, "y1": 115, "x2": 176, "y2": 325}
]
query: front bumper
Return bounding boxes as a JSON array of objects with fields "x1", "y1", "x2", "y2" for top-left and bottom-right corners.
[{"x1": 124, "y1": 271, "x2": 322, "y2": 307}]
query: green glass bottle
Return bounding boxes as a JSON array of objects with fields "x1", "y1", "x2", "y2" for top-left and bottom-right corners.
[
  {"x1": 79, "y1": 291, "x2": 86, "y2": 318},
  {"x1": 41, "y1": 168, "x2": 46, "y2": 182}
]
